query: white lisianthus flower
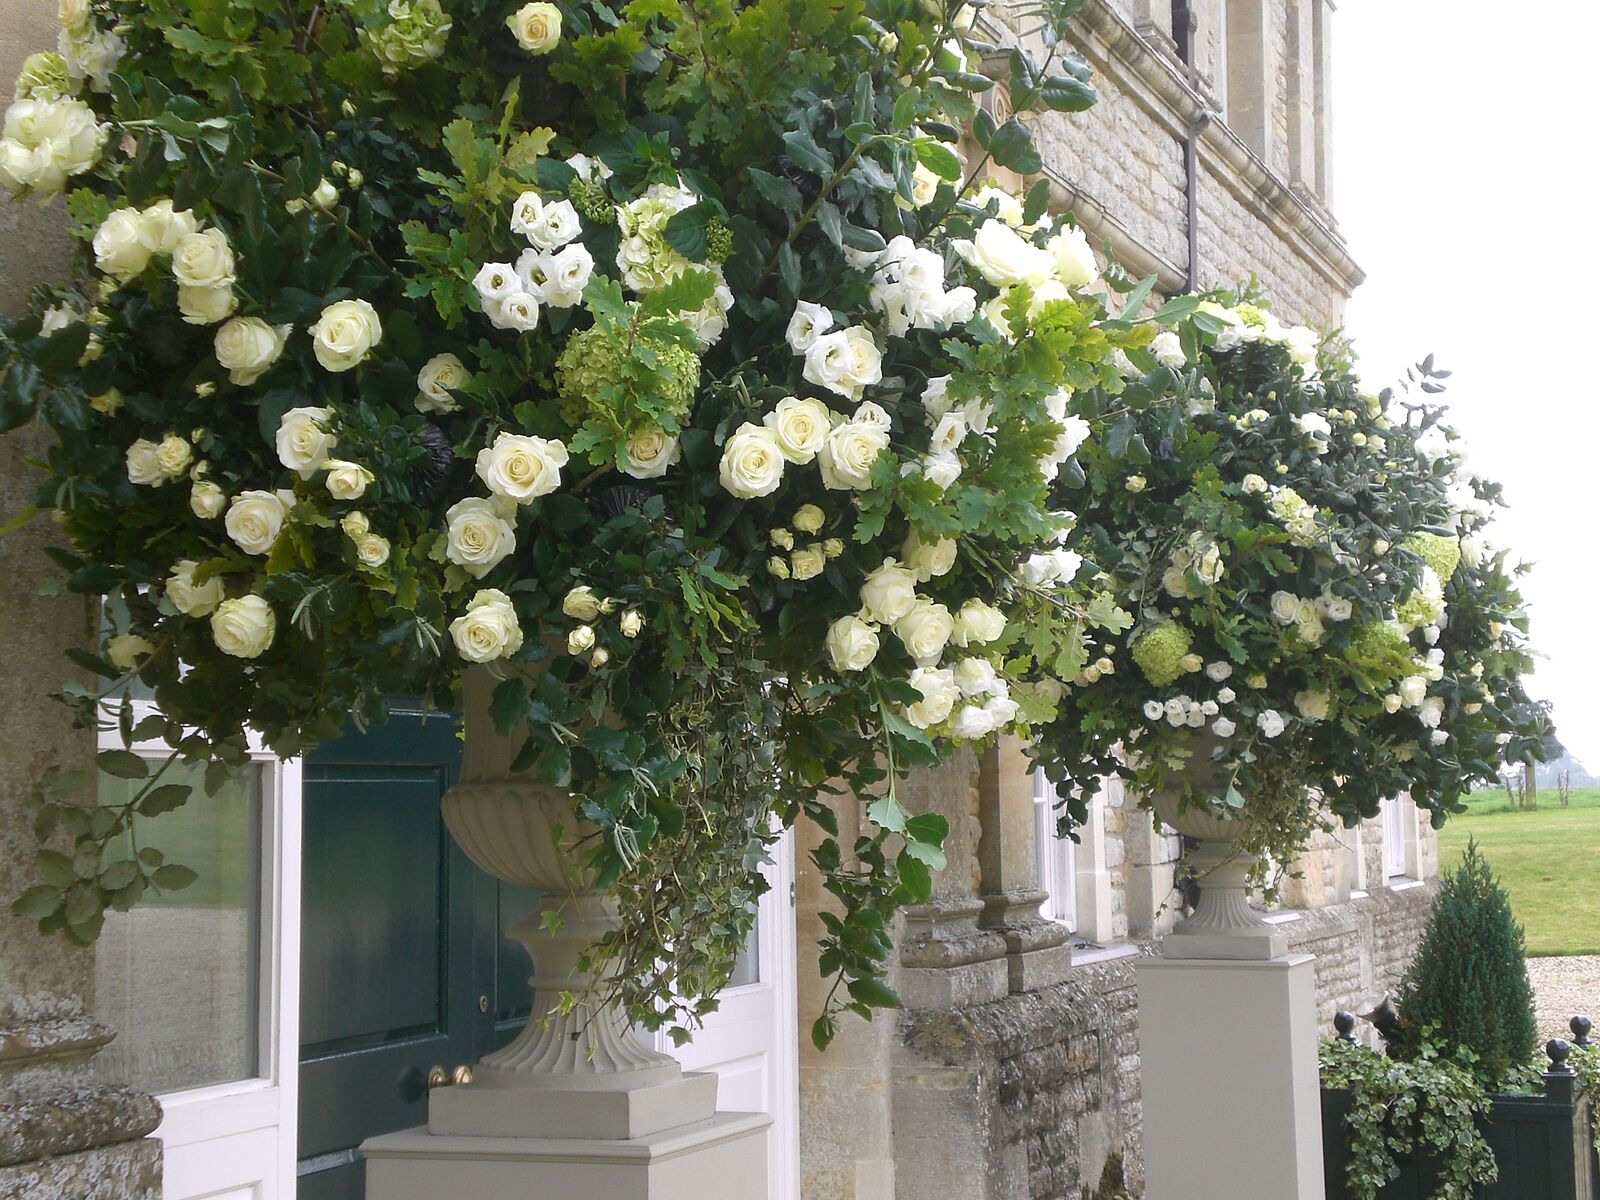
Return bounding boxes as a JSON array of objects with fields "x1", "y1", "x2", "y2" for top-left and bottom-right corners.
[
  {"x1": 718, "y1": 422, "x2": 786, "y2": 499},
  {"x1": 93, "y1": 208, "x2": 153, "y2": 280},
  {"x1": 509, "y1": 191, "x2": 544, "y2": 238},
  {"x1": 952, "y1": 599, "x2": 1005, "y2": 647},
  {"x1": 0, "y1": 97, "x2": 106, "y2": 196},
  {"x1": 786, "y1": 300, "x2": 833, "y2": 354},
  {"x1": 1324, "y1": 596, "x2": 1353, "y2": 622},
  {"x1": 225, "y1": 489, "x2": 293, "y2": 555},
  {"x1": 901, "y1": 529, "x2": 957, "y2": 582},
  {"x1": 356, "y1": 534, "x2": 390, "y2": 567},
  {"x1": 276, "y1": 406, "x2": 338, "y2": 479},
  {"x1": 324, "y1": 460, "x2": 374, "y2": 500},
  {"x1": 105, "y1": 633, "x2": 155, "y2": 670},
  {"x1": 490, "y1": 290, "x2": 541, "y2": 332},
  {"x1": 525, "y1": 198, "x2": 581, "y2": 251},
  {"x1": 894, "y1": 598, "x2": 955, "y2": 667},
  {"x1": 1294, "y1": 690, "x2": 1331, "y2": 721},
  {"x1": 952, "y1": 220, "x2": 1055, "y2": 287},
  {"x1": 623, "y1": 426, "x2": 681, "y2": 480},
  {"x1": 858, "y1": 558, "x2": 917, "y2": 625},
  {"x1": 473, "y1": 262, "x2": 519, "y2": 304},
  {"x1": 790, "y1": 544, "x2": 826, "y2": 580},
  {"x1": 171, "y1": 228, "x2": 235, "y2": 289},
  {"x1": 539, "y1": 242, "x2": 594, "y2": 308},
  {"x1": 137, "y1": 199, "x2": 198, "y2": 255},
  {"x1": 825, "y1": 614, "x2": 880, "y2": 673},
  {"x1": 792, "y1": 504, "x2": 825, "y2": 534},
  {"x1": 906, "y1": 667, "x2": 960, "y2": 728},
  {"x1": 177, "y1": 283, "x2": 236, "y2": 326},
  {"x1": 474, "y1": 432, "x2": 568, "y2": 502},
  {"x1": 928, "y1": 410, "x2": 967, "y2": 457},
  {"x1": 802, "y1": 326, "x2": 884, "y2": 400},
  {"x1": 444, "y1": 495, "x2": 516, "y2": 578},
  {"x1": 451, "y1": 589, "x2": 525, "y2": 663},
  {"x1": 563, "y1": 587, "x2": 602, "y2": 621},
  {"x1": 166, "y1": 559, "x2": 224, "y2": 617},
  {"x1": 308, "y1": 299, "x2": 382, "y2": 371},
  {"x1": 1213, "y1": 717, "x2": 1237, "y2": 737},
  {"x1": 1046, "y1": 224, "x2": 1097, "y2": 287},
  {"x1": 1256, "y1": 709, "x2": 1286, "y2": 738},
  {"x1": 416, "y1": 352, "x2": 472, "y2": 413},
  {"x1": 214, "y1": 317, "x2": 290, "y2": 386},
  {"x1": 763, "y1": 395, "x2": 832, "y2": 464},
  {"x1": 1143, "y1": 700, "x2": 1165, "y2": 721},
  {"x1": 920, "y1": 375, "x2": 952, "y2": 421},
  {"x1": 921, "y1": 452, "x2": 962, "y2": 491},
  {"x1": 211, "y1": 595, "x2": 276, "y2": 659},
  {"x1": 953, "y1": 656, "x2": 1000, "y2": 697},
  {"x1": 818, "y1": 419, "x2": 890, "y2": 491},
  {"x1": 506, "y1": 1, "x2": 562, "y2": 52},
  {"x1": 190, "y1": 480, "x2": 226, "y2": 519},
  {"x1": 1150, "y1": 330, "x2": 1185, "y2": 369}
]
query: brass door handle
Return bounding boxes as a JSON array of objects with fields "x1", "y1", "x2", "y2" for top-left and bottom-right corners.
[{"x1": 427, "y1": 1064, "x2": 474, "y2": 1090}]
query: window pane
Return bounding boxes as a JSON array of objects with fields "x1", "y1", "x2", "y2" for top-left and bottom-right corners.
[{"x1": 92, "y1": 761, "x2": 264, "y2": 1094}]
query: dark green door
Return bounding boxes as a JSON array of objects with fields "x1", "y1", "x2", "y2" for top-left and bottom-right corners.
[{"x1": 296, "y1": 703, "x2": 539, "y2": 1200}]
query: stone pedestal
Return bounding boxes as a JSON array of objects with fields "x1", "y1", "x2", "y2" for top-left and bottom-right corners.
[{"x1": 1136, "y1": 955, "x2": 1325, "y2": 1200}]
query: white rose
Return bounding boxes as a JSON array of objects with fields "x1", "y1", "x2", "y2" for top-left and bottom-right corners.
[
  {"x1": 718, "y1": 422, "x2": 786, "y2": 499},
  {"x1": 105, "y1": 633, "x2": 155, "y2": 670},
  {"x1": 309, "y1": 299, "x2": 383, "y2": 372},
  {"x1": 1256, "y1": 709, "x2": 1286, "y2": 738},
  {"x1": 124, "y1": 438, "x2": 163, "y2": 486},
  {"x1": 506, "y1": 1, "x2": 562, "y2": 53},
  {"x1": 444, "y1": 496, "x2": 516, "y2": 578},
  {"x1": 93, "y1": 208, "x2": 153, "y2": 280},
  {"x1": 324, "y1": 460, "x2": 374, "y2": 500},
  {"x1": 790, "y1": 544, "x2": 827, "y2": 580},
  {"x1": 166, "y1": 559, "x2": 224, "y2": 616},
  {"x1": 953, "y1": 656, "x2": 999, "y2": 697},
  {"x1": 356, "y1": 534, "x2": 390, "y2": 567},
  {"x1": 818, "y1": 419, "x2": 889, "y2": 491},
  {"x1": 1046, "y1": 224, "x2": 1097, "y2": 287},
  {"x1": 1150, "y1": 330, "x2": 1185, "y2": 369},
  {"x1": 786, "y1": 300, "x2": 833, "y2": 354},
  {"x1": 1295, "y1": 690, "x2": 1330, "y2": 721},
  {"x1": 451, "y1": 589, "x2": 525, "y2": 663},
  {"x1": 793, "y1": 504, "x2": 825, "y2": 534},
  {"x1": 526, "y1": 198, "x2": 581, "y2": 251},
  {"x1": 225, "y1": 489, "x2": 292, "y2": 555},
  {"x1": 1269, "y1": 591, "x2": 1300, "y2": 624},
  {"x1": 563, "y1": 586, "x2": 602, "y2": 620},
  {"x1": 1398, "y1": 675, "x2": 1428, "y2": 709},
  {"x1": 921, "y1": 376, "x2": 952, "y2": 421},
  {"x1": 952, "y1": 599, "x2": 1005, "y2": 647},
  {"x1": 620, "y1": 610, "x2": 644, "y2": 638},
  {"x1": 473, "y1": 262, "x2": 519, "y2": 304},
  {"x1": 540, "y1": 242, "x2": 594, "y2": 308},
  {"x1": 1213, "y1": 717, "x2": 1237, "y2": 737},
  {"x1": 177, "y1": 284, "x2": 236, "y2": 325},
  {"x1": 276, "y1": 406, "x2": 338, "y2": 479},
  {"x1": 151, "y1": 435, "x2": 191, "y2": 482},
  {"x1": 950, "y1": 704, "x2": 997, "y2": 740},
  {"x1": 894, "y1": 598, "x2": 955, "y2": 667},
  {"x1": 474, "y1": 432, "x2": 568, "y2": 503},
  {"x1": 490, "y1": 291, "x2": 541, "y2": 332},
  {"x1": 1143, "y1": 700, "x2": 1165, "y2": 721},
  {"x1": 59, "y1": 0, "x2": 92, "y2": 36},
  {"x1": 0, "y1": 97, "x2": 106, "y2": 196},
  {"x1": 1206, "y1": 661, "x2": 1233, "y2": 682},
  {"x1": 1218, "y1": 687, "x2": 1236, "y2": 704},
  {"x1": 922, "y1": 452, "x2": 962, "y2": 490},
  {"x1": 859, "y1": 559, "x2": 917, "y2": 624},
  {"x1": 928, "y1": 410, "x2": 968, "y2": 458},
  {"x1": 138, "y1": 199, "x2": 198, "y2": 255},
  {"x1": 1241, "y1": 473, "x2": 1268, "y2": 495},
  {"x1": 906, "y1": 667, "x2": 959, "y2": 728},
  {"x1": 825, "y1": 614, "x2": 880, "y2": 673},
  {"x1": 1418, "y1": 696, "x2": 1445, "y2": 729},
  {"x1": 211, "y1": 595, "x2": 276, "y2": 659},
  {"x1": 953, "y1": 220, "x2": 1055, "y2": 288},
  {"x1": 214, "y1": 317, "x2": 290, "y2": 386},
  {"x1": 171, "y1": 228, "x2": 235, "y2": 289},
  {"x1": 1325, "y1": 596, "x2": 1353, "y2": 622},
  {"x1": 416, "y1": 352, "x2": 473, "y2": 413},
  {"x1": 802, "y1": 326, "x2": 882, "y2": 400},
  {"x1": 190, "y1": 481, "x2": 226, "y2": 519},
  {"x1": 901, "y1": 529, "x2": 957, "y2": 582},
  {"x1": 763, "y1": 396, "x2": 832, "y2": 464},
  {"x1": 623, "y1": 427, "x2": 681, "y2": 479}
]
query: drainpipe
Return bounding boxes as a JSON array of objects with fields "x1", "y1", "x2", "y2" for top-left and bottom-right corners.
[{"x1": 1170, "y1": 1, "x2": 1212, "y2": 293}]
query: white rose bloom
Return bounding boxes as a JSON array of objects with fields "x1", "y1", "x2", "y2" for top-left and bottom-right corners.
[
  {"x1": 825, "y1": 614, "x2": 880, "y2": 673},
  {"x1": 0, "y1": 97, "x2": 106, "y2": 196},
  {"x1": 940, "y1": 286, "x2": 977, "y2": 326},
  {"x1": 1256, "y1": 709, "x2": 1286, "y2": 738},
  {"x1": 792, "y1": 504, "x2": 825, "y2": 534},
  {"x1": 190, "y1": 480, "x2": 226, "y2": 519},
  {"x1": 1217, "y1": 687, "x2": 1236, "y2": 704},
  {"x1": 906, "y1": 667, "x2": 960, "y2": 729},
  {"x1": 623, "y1": 426, "x2": 681, "y2": 479},
  {"x1": 953, "y1": 656, "x2": 1000, "y2": 697},
  {"x1": 137, "y1": 200, "x2": 198, "y2": 255},
  {"x1": 922, "y1": 451, "x2": 962, "y2": 491},
  {"x1": 474, "y1": 432, "x2": 568, "y2": 503},
  {"x1": 416, "y1": 352, "x2": 472, "y2": 413},
  {"x1": 901, "y1": 529, "x2": 957, "y2": 582},
  {"x1": 451, "y1": 589, "x2": 525, "y2": 663},
  {"x1": 490, "y1": 290, "x2": 541, "y2": 332},
  {"x1": 929, "y1": 410, "x2": 968, "y2": 457},
  {"x1": 93, "y1": 208, "x2": 153, "y2": 280},
  {"x1": 214, "y1": 317, "x2": 290, "y2": 385},
  {"x1": 971, "y1": 184, "x2": 1024, "y2": 227},
  {"x1": 952, "y1": 599, "x2": 1005, "y2": 647},
  {"x1": 1269, "y1": 590, "x2": 1300, "y2": 624},
  {"x1": 356, "y1": 534, "x2": 390, "y2": 568},
  {"x1": 718, "y1": 422, "x2": 786, "y2": 499},
  {"x1": 1161, "y1": 566, "x2": 1189, "y2": 599},
  {"x1": 818, "y1": 419, "x2": 890, "y2": 491},
  {"x1": 171, "y1": 228, "x2": 235, "y2": 289},
  {"x1": 177, "y1": 284, "x2": 236, "y2": 325},
  {"x1": 1294, "y1": 690, "x2": 1331, "y2": 721},
  {"x1": 790, "y1": 543, "x2": 827, "y2": 580},
  {"x1": 473, "y1": 262, "x2": 519, "y2": 304},
  {"x1": 1046, "y1": 224, "x2": 1097, "y2": 287},
  {"x1": 802, "y1": 326, "x2": 882, "y2": 400},
  {"x1": 1150, "y1": 330, "x2": 1186, "y2": 369},
  {"x1": 276, "y1": 406, "x2": 338, "y2": 479},
  {"x1": 444, "y1": 495, "x2": 517, "y2": 578},
  {"x1": 1213, "y1": 717, "x2": 1237, "y2": 737},
  {"x1": 225, "y1": 490, "x2": 292, "y2": 555},
  {"x1": 211, "y1": 595, "x2": 276, "y2": 659},
  {"x1": 786, "y1": 300, "x2": 834, "y2": 354},
  {"x1": 124, "y1": 438, "x2": 164, "y2": 486},
  {"x1": 166, "y1": 559, "x2": 224, "y2": 617},
  {"x1": 921, "y1": 375, "x2": 952, "y2": 421},
  {"x1": 1052, "y1": 414, "x2": 1092, "y2": 460},
  {"x1": 894, "y1": 598, "x2": 955, "y2": 667},
  {"x1": 858, "y1": 559, "x2": 917, "y2": 625},
  {"x1": 952, "y1": 220, "x2": 1055, "y2": 288},
  {"x1": 762, "y1": 395, "x2": 832, "y2": 464},
  {"x1": 324, "y1": 460, "x2": 374, "y2": 500},
  {"x1": 1143, "y1": 700, "x2": 1165, "y2": 721},
  {"x1": 309, "y1": 299, "x2": 382, "y2": 371},
  {"x1": 950, "y1": 704, "x2": 997, "y2": 740},
  {"x1": 853, "y1": 400, "x2": 892, "y2": 429},
  {"x1": 618, "y1": 609, "x2": 644, "y2": 638},
  {"x1": 983, "y1": 693, "x2": 1020, "y2": 730},
  {"x1": 1418, "y1": 696, "x2": 1446, "y2": 729},
  {"x1": 506, "y1": 1, "x2": 562, "y2": 52},
  {"x1": 560, "y1": 586, "x2": 602, "y2": 622},
  {"x1": 1206, "y1": 661, "x2": 1233, "y2": 682},
  {"x1": 540, "y1": 242, "x2": 594, "y2": 308},
  {"x1": 1241, "y1": 473, "x2": 1268, "y2": 495}
]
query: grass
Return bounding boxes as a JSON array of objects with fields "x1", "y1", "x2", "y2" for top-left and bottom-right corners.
[{"x1": 1435, "y1": 787, "x2": 1600, "y2": 957}]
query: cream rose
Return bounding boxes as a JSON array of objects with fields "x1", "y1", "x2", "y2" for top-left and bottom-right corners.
[
  {"x1": 619, "y1": 610, "x2": 644, "y2": 638},
  {"x1": 105, "y1": 633, "x2": 155, "y2": 670},
  {"x1": 171, "y1": 228, "x2": 235, "y2": 289},
  {"x1": 154, "y1": 434, "x2": 192, "y2": 480},
  {"x1": 211, "y1": 595, "x2": 276, "y2": 659},
  {"x1": 953, "y1": 656, "x2": 999, "y2": 696},
  {"x1": 718, "y1": 422, "x2": 786, "y2": 499},
  {"x1": 563, "y1": 585, "x2": 603, "y2": 621},
  {"x1": 906, "y1": 667, "x2": 960, "y2": 729},
  {"x1": 859, "y1": 559, "x2": 917, "y2": 624},
  {"x1": 952, "y1": 599, "x2": 1005, "y2": 647},
  {"x1": 901, "y1": 529, "x2": 956, "y2": 582},
  {"x1": 324, "y1": 460, "x2": 374, "y2": 500},
  {"x1": 1295, "y1": 689, "x2": 1331, "y2": 721},
  {"x1": 309, "y1": 299, "x2": 382, "y2": 372},
  {"x1": 785, "y1": 300, "x2": 833, "y2": 353},
  {"x1": 894, "y1": 598, "x2": 954, "y2": 667},
  {"x1": 177, "y1": 284, "x2": 236, "y2": 326},
  {"x1": 166, "y1": 559, "x2": 224, "y2": 617},
  {"x1": 792, "y1": 504, "x2": 825, "y2": 534},
  {"x1": 790, "y1": 543, "x2": 827, "y2": 581},
  {"x1": 1269, "y1": 590, "x2": 1300, "y2": 624},
  {"x1": 952, "y1": 220, "x2": 1054, "y2": 288},
  {"x1": 825, "y1": 614, "x2": 879, "y2": 673},
  {"x1": 506, "y1": 1, "x2": 562, "y2": 52},
  {"x1": 190, "y1": 480, "x2": 226, "y2": 519},
  {"x1": 449, "y1": 589, "x2": 524, "y2": 663},
  {"x1": 124, "y1": 438, "x2": 164, "y2": 486},
  {"x1": 474, "y1": 432, "x2": 569, "y2": 502},
  {"x1": 444, "y1": 496, "x2": 516, "y2": 578},
  {"x1": 355, "y1": 534, "x2": 390, "y2": 568},
  {"x1": 138, "y1": 199, "x2": 198, "y2": 255},
  {"x1": 276, "y1": 406, "x2": 338, "y2": 479},
  {"x1": 1398, "y1": 675, "x2": 1428, "y2": 709},
  {"x1": 623, "y1": 427, "x2": 680, "y2": 480},
  {"x1": 567, "y1": 624, "x2": 596, "y2": 654},
  {"x1": 214, "y1": 317, "x2": 290, "y2": 386},
  {"x1": 225, "y1": 489, "x2": 292, "y2": 555},
  {"x1": 93, "y1": 208, "x2": 153, "y2": 280},
  {"x1": 802, "y1": 326, "x2": 882, "y2": 400},
  {"x1": 762, "y1": 396, "x2": 832, "y2": 464},
  {"x1": 416, "y1": 352, "x2": 472, "y2": 413},
  {"x1": 817, "y1": 419, "x2": 889, "y2": 491},
  {"x1": 1046, "y1": 225, "x2": 1097, "y2": 287}
]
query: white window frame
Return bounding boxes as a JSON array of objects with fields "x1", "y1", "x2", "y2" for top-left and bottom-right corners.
[
  {"x1": 1381, "y1": 794, "x2": 1420, "y2": 885},
  {"x1": 1033, "y1": 769, "x2": 1077, "y2": 930},
  {"x1": 97, "y1": 702, "x2": 301, "y2": 1200}
]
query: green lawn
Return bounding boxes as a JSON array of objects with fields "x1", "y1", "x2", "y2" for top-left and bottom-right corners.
[{"x1": 1435, "y1": 787, "x2": 1600, "y2": 957}]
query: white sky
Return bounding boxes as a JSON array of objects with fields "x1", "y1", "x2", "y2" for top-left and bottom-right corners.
[{"x1": 1333, "y1": 2, "x2": 1597, "y2": 769}]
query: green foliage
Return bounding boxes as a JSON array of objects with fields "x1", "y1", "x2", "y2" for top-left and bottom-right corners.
[{"x1": 1395, "y1": 840, "x2": 1538, "y2": 1087}]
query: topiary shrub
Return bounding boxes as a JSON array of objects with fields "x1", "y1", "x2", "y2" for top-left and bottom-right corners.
[{"x1": 1394, "y1": 838, "x2": 1537, "y2": 1086}]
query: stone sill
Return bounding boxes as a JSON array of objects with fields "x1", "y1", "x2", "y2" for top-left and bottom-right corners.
[
  {"x1": 1386, "y1": 875, "x2": 1427, "y2": 892},
  {"x1": 1069, "y1": 943, "x2": 1140, "y2": 967}
]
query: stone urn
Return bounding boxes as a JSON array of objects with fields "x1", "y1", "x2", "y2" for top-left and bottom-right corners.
[
  {"x1": 1149, "y1": 736, "x2": 1288, "y2": 961},
  {"x1": 427, "y1": 667, "x2": 718, "y2": 1139}
]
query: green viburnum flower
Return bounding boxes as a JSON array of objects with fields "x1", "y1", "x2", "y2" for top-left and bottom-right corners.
[
  {"x1": 1234, "y1": 303, "x2": 1268, "y2": 328},
  {"x1": 14, "y1": 51, "x2": 72, "y2": 101},
  {"x1": 568, "y1": 177, "x2": 616, "y2": 225},
  {"x1": 704, "y1": 219, "x2": 733, "y2": 263},
  {"x1": 360, "y1": 0, "x2": 452, "y2": 74},
  {"x1": 1131, "y1": 621, "x2": 1192, "y2": 688},
  {"x1": 555, "y1": 321, "x2": 700, "y2": 433},
  {"x1": 1403, "y1": 532, "x2": 1461, "y2": 582},
  {"x1": 1343, "y1": 619, "x2": 1413, "y2": 680}
]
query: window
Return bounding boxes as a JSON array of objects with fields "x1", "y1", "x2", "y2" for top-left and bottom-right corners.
[
  {"x1": 1382, "y1": 795, "x2": 1412, "y2": 880},
  {"x1": 1033, "y1": 770, "x2": 1077, "y2": 929}
]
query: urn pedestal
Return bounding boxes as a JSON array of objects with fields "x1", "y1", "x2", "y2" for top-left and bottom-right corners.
[
  {"x1": 362, "y1": 669, "x2": 769, "y2": 1199},
  {"x1": 1150, "y1": 789, "x2": 1287, "y2": 961}
]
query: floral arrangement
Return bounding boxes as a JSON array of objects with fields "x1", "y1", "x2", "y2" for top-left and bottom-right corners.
[
  {"x1": 0, "y1": 0, "x2": 1183, "y2": 1043},
  {"x1": 1033, "y1": 290, "x2": 1552, "y2": 869}
]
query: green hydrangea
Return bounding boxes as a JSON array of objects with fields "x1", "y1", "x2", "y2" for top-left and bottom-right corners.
[
  {"x1": 360, "y1": 0, "x2": 452, "y2": 74},
  {"x1": 1131, "y1": 621, "x2": 1192, "y2": 688},
  {"x1": 1344, "y1": 620, "x2": 1412, "y2": 679},
  {"x1": 1235, "y1": 303, "x2": 1269, "y2": 329},
  {"x1": 555, "y1": 323, "x2": 701, "y2": 433},
  {"x1": 1403, "y1": 532, "x2": 1461, "y2": 581}
]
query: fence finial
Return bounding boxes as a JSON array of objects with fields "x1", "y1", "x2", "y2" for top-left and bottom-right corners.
[
  {"x1": 1333, "y1": 1011, "x2": 1357, "y2": 1045},
  {"x1": 1546, "y1": 1038, "x2": 1573, "y2": 1075},
  {"x1": 1570, "y1": 1015, "x2": 1592, "y2": 1050}
]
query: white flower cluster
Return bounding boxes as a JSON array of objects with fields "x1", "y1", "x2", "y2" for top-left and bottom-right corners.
[
  {"x1": 1161, "y1": 532, "x2": 1225, "y2": 598},
  {"x1": 549, "y1": 585, "x2": 642, "y2": 669},
  {"x1": 1198, "y1": 300, "x2": 1319, "y2": 367},
  {"x1": 1265, "y1": 484, "x2": 1319, "y2": 546},
  {"x1": 615, "y1": 180, "x2": 733, "y2": 347},
  {"x1": 474, "y1": 188, "x2": 592, "y2": 331},
  {"x1": 93, "y1": 201, "x2": 243, "y2": 326},
  {"x1": 1268, "y1": 587, "x2": 1351, "y2": 646},
  {"x1": 0, "y1": 92, "x2": 106, "y2": 197},
  {"x1": 865, "y1": 235, "x2": 975, "y2": 337},
  {"x1": 56, "y1": 0, "x2": 123, "y2": 93},
  {"x1": 719, "y1": 393, "x2": 890, "y2": 499}
]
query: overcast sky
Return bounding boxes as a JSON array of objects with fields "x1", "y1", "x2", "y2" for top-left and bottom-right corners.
[{"x1": 1333, "y1": 2, "x2": 1597, "y2": 770}]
